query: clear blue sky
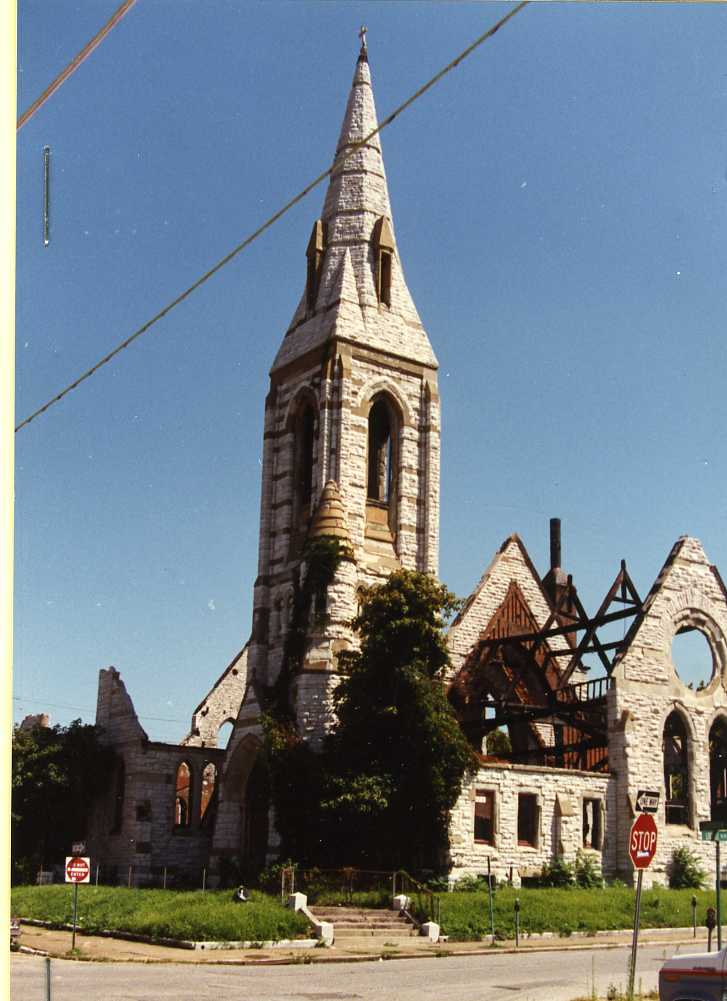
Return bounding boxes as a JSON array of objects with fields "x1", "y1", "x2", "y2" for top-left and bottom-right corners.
[{"x1": 15, "y1": 2, "x2": 727, "y2": 741}]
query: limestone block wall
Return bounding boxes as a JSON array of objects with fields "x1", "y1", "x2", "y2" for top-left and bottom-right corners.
[
  {"x1": 609, "y1": 537, "x2": 727, "y2": 885},
  {"x1": 449, "y1": 762, "x2": 612, "y2": 885},
  {"x1": 90, "y1": 669, "x2": 224, "y2": 882},
  {"x1": 182, "y1": 644, "x2": 248, "y2": 747},
  {"x1": 447, "y1": 535, "x2": 569, "y2": 682}
]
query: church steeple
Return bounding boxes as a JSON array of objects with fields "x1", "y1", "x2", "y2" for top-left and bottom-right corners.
[
  {"x1": 272, "y1": 41, "x2": 437, "y2": 373},
  {"x1": 249, "y1": 38, "x2": 441, "y2": 707}
]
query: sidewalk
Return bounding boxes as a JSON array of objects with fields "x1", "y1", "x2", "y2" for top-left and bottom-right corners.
[{"x1": 16, "y1": 924, "x2": 715, "y2": 966}]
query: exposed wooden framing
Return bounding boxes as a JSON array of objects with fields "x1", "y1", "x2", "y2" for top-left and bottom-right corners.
[{"x1": 449, "y1": 562, "x2": 643, "y2": 773}]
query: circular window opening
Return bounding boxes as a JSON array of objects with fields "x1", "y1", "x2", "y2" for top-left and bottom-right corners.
[{"x1": 671, "y1": 627, "x2": 715, "y2": 691}]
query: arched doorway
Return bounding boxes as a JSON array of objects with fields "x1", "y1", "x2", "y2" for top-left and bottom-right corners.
[{"x1": 241, "y1": 756, "x2": 269, "y2": 869}]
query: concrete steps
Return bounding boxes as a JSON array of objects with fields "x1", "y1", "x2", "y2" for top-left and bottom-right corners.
[{"x1": 310, "y1": 906, "x2": 419, "y2": 945}]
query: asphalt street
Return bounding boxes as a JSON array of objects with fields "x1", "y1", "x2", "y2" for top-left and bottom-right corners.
[{"x1": 11, "y1": 941, "x2": 707, "y2": 1001}]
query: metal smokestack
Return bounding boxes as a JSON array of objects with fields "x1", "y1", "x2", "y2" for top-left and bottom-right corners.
[{"x1": 550, "y1": 518, "x2": 561, "y2": 571}]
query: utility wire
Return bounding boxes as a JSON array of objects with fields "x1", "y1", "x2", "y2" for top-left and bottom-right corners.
[
  {"x1": 17, "y1": 0, "x2": 138, "y2": 131},
  {"x1": 13, "y1": 695, "x2": 187, "y2": 725},
  {"x1": 16, "y1": 1, "x2": 529, "y2": 432}
]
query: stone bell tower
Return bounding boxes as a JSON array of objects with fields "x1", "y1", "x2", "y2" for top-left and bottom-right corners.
[
  {"x1": 245, "y1": 34, "x2": 441, "y2": 721},
  {"x1": 212, "y1": 36, "x2": 441, "y2": 865}
]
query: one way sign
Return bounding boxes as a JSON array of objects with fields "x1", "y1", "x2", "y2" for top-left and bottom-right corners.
[{"x1": 635, "y1": 789, "x2": 660, "y2": 814}]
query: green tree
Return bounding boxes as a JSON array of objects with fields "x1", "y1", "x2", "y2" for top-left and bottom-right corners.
[
  {"x1": 12, "y1": 720, "x2": 116, "y2": 883},
  {"x1": 322, "y1": 570, "x2": 477, "y2": 870}
]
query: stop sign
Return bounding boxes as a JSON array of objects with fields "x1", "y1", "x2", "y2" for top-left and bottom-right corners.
[{"x1": 629, "y1": 813, "x2": 658, "y2": 869}]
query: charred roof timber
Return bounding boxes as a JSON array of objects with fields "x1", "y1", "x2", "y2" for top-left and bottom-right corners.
[{"x1": 448, "y1": 520, "x2": 645, "y2": 773}]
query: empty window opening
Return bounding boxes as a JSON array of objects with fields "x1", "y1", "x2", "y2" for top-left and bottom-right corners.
[
  {"x1": 710, "y1": 718, "x2": 727, "y2": 823},
  {"x1": 367, "y1": 398, "x2": 394, "y2": 503},
  {"x1": 296, "y1": 404, "x2": 316, "y2": 510},
  {"x1": 378, "y1": 251, "x2": 392, "y2": 306},
  {"x1": 372, "y1": 216, "x2": 394, "y2": 307},
  {"x1": 664, "y1": 711, "x2": 690, "y2": 826},
  {"x1": 671, "y1": 627, "x2": 715, "y2": 691},
  {"x1": 174, "y1": 761, "x2": 192, "y2": 828},
  {"x1": 474, "y1": 789, "x2": 495, "y2": 845},
  {"x1": 518, "y1": 793, "x2": 538, "y2": 847},
  {"x1": 582, "y1": 798, "x2": 602, "y2": 849},
  {"x1": 200, "y1": 762, "x2": 218, "y2": 826},
  {"x1": 217, "y1": 719, "x2": 234, "y2": 749}
]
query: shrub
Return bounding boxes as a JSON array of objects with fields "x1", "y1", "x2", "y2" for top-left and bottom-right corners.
[
  {"x1": 537, "y1": 856, "x2": 574, "y2": 888},
  {"x1": 668, "y1": 846, "x2": 705, "y2": 889},
  {"x1": 574, "y1": 849, "x2": 603, "y2": 888}
]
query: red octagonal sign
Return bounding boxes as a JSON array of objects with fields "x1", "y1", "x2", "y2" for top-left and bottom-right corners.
[
  {"x1": 629, "y1": 812, "x2": 658, "y2": 869},
  {"x1": 65, "y1": 856, "x2": 90, "y2": 883}
]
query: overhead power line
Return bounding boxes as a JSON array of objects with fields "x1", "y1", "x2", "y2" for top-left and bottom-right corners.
[
  {"x1": 16, "y1": 1, "x2": 529, "y2": 432},
  {"x1": 17, "y1": 0, "x2": 138, "y2": 131},
  {"x1": 13, "y1": 695, "x2": 187, "y2": 726}
]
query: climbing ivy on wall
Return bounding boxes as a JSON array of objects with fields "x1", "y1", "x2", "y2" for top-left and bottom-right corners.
[{"x1": 260, "y1": 535, "x2": 345, "y2": 861}]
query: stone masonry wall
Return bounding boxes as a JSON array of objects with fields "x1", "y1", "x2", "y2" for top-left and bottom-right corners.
[
  {"x1": 450, "y1": 762, "x2": 612, "y2": 885},
  {"x1": 90, "y1": 669, "x2": 224, "y2": 884},
  {"x1": 609, "y1": 537, "x2": 727, "y2": 886}
]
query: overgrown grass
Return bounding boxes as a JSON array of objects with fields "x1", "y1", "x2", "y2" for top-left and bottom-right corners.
[
  {"x1": 438, "y1": 886, "x2": 718, "y2": 941},
  {"x1": 11, "y1": 885, "x2": 310, "y2": 943}
]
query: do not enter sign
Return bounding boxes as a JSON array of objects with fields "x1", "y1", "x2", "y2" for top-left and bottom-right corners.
[
  {"x1": 629, "y1": 813, "x2": 658, "y2": 869},
  {"x1": 65, "y1": 856, "x2": 91, "y2": 883}
]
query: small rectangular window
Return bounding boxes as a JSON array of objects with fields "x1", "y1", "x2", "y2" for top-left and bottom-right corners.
[
  {"x1": 517, "y1": 793, "x2": 538, "y2": 847},
  {"x1": 583, "y1": 798, "x2": 603, "y2": 849},
  {"x1": 379, "y1": 251, "x2": 392, "y2": 307},
  {"x1": 474, "y1": 789, "x2": 494, "y2": 845}
]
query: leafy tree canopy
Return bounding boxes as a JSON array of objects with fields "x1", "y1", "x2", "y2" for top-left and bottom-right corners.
[
  {"x1": 12, "y1": 720, "x2": 116, "y2": 883},
  {"x1": 322, "y1": 570, "x2": 478, "y2": 870}
]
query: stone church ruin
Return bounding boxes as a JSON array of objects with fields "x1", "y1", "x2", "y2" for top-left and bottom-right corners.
[{"x1": 87, "y1": 39, "x2": 727, "y2": 889}]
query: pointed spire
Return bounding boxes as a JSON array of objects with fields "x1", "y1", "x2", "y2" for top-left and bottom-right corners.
[
  {"x1": 309, "y1": 481, "x2": 352, "y2": 552},
  {"x1": 272, "y1": 41, "x2": 437, "y2": 373}
]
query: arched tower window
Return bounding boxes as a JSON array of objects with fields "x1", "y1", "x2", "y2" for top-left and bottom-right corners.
[
  {"x1": 306, "y1": 219, "x2": 325, "y2": 315},
  {"x1": 200, "y1": 762, "x2": 218, "y2": 827},
  {"x1": 663, "y1": 711, "x2": 690, "y2": 826},
  {"x1": 294, "y1": 401, "x2": 316, "y2": 513},
  {"x1": 372, "y1": 216, "x2": 394, "y2": 307},
  {"x1": 367, "y1": 397, "x2": 395, "y2": 504},
  {"x1": 174, "y1": 761, "x2": 192, "y2": 828},
  {"x1": 710, "y1": 717, "x2": 727, "y2": 823}
]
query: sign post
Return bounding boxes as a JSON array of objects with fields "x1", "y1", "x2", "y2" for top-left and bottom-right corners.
[
  {"x1": 627, "y1": 811, "x2": 658, "y2": 1000},
  {"x1": 700, "y1": 821, "x2": 727, "y2": 950},
  {"x1": 65, "y1": 856, "x2": 90, "y2": 951}
]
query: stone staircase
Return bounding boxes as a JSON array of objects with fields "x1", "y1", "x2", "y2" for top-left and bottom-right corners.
[{"x1": 310, "y1": 906, "x2": 420, "y2": 949}]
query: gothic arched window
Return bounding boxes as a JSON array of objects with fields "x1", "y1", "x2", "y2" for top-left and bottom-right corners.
[
  {"x1": 367, "y1": 397, "x2": 395, "y2": 504},
  {"x1": 372, "y1": 216, "x2": 394, "y2": 307},
  {"x1": 294, "y1": 400, "x2": 316, "y2": 516},
  {"x1": 710, "y1": 717, "x2": 727, "y2": 823},
  {"x1": 174, "y1": 761, "x2": 192, "y2": 828},
  {"x1": 200, "y1": 762, "x2": 218, "y2": 827},
  {"x1": 663, "y1": 711, "x2": 690, "y2": 826}
]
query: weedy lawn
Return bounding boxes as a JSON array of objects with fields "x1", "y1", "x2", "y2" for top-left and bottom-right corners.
[
  {"x1": 438, "y1": 886, "x2": 718, "y2": 941},
  {"x1": 11, "y1": 885, "x2": 310, "y2": 943}
]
